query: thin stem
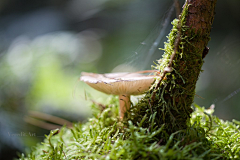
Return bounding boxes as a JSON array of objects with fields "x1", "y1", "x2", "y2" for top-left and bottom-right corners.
[
  {"x1": 28, "y1": 111, "x2": 72, "y2": 127},
  {"x1": 151, "y1": 22, "x2": 181, "y2": 102},
  {"x1": 119, "y1": 94, "x2": 131, "y2": 119}
]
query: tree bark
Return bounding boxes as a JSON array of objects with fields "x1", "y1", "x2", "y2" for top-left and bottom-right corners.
[
  {"x1": 184, "y1": 0, "x2": 217, "y2": 57},
  {"x1": 127, "y1": 0, "x2": 218, "y2": 135}
]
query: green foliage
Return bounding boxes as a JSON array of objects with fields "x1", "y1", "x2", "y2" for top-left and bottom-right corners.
[{"x1": 18, "y1": 96, "x2": 240, "y2": 159}]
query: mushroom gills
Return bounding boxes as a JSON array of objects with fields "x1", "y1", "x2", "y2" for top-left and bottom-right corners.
[{"x1": 80, "y1": 71, "x2": 156, "y2": 119}]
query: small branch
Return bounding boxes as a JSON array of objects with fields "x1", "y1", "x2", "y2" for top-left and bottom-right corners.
[
  {"x1": 24, "y1": 116, "x2": 63, "y2": 130},
  {"x1": 151, "y1": 20, "x2": 182, "y2": 102},
  {"x1": 28, "y1": 111, "x2": 72, "y2": 127},
  {"x1": 25, "y1": 111, "x2": 73, "y2": 130}
]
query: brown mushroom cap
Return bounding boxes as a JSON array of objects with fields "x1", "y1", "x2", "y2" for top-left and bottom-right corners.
[{"x1": 80, "y1": 72, "x2": 155, "y2": 95}]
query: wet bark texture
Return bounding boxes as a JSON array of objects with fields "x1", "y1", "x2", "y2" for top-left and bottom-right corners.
[
  {"x1": 166, "y1": 0, "x2": 218, "y2": 131},
  {"x1": 184, "y1": 0, "x2": 217, "y2": 57}
]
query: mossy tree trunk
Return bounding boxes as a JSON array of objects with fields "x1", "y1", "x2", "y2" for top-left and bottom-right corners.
[{"x1": 127, "y1": 0, "x2": 217, "y2": 136}]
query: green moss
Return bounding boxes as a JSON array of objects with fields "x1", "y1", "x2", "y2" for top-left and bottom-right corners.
[
  {"x1": 18, "y1": 3, "x2": 239, "y2": 159},
  {"x1": 125, "y1": 3, "x2": 208, "y2": 135},
  {"x1": 18, "y1": 97, "x2": 240, "y2": 159}
]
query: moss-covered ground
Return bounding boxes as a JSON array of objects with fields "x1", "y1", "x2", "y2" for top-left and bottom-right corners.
[{"x1": 18, "y1": 95, "x2": 240, "y2": 159}]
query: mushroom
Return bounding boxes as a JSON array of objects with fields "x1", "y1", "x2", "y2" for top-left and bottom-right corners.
[{"x1": 80, "y1": 71, "x2": 155, "y2": 119}]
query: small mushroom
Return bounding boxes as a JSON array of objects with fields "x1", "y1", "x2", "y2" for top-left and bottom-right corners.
[{"x1": 80, "y1": 72, "x2": 155, "y2": 119}]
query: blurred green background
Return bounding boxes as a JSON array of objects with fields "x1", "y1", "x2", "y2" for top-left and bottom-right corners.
[{"x1": 0, "y1": 0, "x2": 240, "y2": 159}]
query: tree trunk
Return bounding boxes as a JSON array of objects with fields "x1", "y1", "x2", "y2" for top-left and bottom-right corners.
[{"x1": 127, "y1": 0, "x2": 218, "y2": 135}]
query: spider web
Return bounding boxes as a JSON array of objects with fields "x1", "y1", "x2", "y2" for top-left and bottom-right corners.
[
  {"x1": 113, "y1": 1, "x2": 240, "y2": 120},
  {"x1": 195, "y1": 35, "x2": 240, "y2": 120},
  {"x1": 111, "y1": 3, "x2": 176, "y2": 73}
]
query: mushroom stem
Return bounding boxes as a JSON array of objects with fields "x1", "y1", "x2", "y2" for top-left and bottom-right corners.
[{"x1": 119, "y1": 94, "x2": 131, "y2": 119}]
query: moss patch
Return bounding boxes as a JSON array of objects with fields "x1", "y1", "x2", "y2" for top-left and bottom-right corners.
[{"x1": 18, "y1": 96, "x2": 240, "y2": 159}]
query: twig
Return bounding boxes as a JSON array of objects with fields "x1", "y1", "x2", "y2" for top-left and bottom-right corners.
[
  {"x1": 25, "y1": 111, "x2": 73, "y2": 130},
  {"x1": 28, "y1": 111, "x2": 73, "y2": 127},
  {"x1": 24, "y1": 116, "x2": 63, "y2": 130},
  {"x1": 151, "y1": 16, "x2": 182, "y2": 102}
]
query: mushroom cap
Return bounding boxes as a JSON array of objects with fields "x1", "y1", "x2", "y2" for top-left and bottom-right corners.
[{"x1": 80, "y1": 72, "x2": 155, "y2": 95}]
